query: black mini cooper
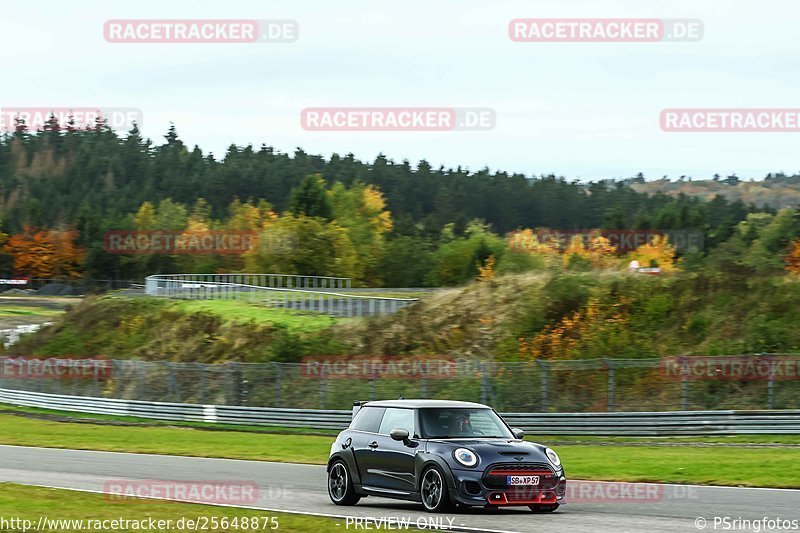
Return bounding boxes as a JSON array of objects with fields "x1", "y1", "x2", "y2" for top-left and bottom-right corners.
[{"x1": 327, "y1": 399, "x2": 566, "y2": 513}]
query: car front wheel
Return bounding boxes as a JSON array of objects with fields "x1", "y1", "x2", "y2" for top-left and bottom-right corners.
[
  {"x1": 420, "y1": 466, "x2": 451, "y2": 513},
  {"x1": 328, "y1": 460, "x2": 361, "y2": 506}
]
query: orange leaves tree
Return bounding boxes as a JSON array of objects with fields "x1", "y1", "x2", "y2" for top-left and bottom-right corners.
[
  {"x1": 2, "y1": 226, "x2": 85, "y2": 278},
  {"x1": 788, "y1": 239, "x2": 800, "y2": 274},
  {"x1": 625, "y1": 235, "x2": 677, "y2": 272}
]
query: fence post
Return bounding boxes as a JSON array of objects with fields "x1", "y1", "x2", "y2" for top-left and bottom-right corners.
[
  {"x1": 93, "y1": 359, "x2": 100, "y2": 396},
  {"x1": 605, "y1": 358, "x2": 615, "y2": 412},
  {"x1": 767, "y1": 354, "x2": 775, "y2": 410},
  {"x1": 480, "y1": 362, "x2": 489, "y2": 404},
  {"x1": 320, "y1": 366, "x2": 328, "y2": 409},
  {"x1": 273, "y1": 362, "x2": 282, "y2": 407},
  {"x1": 230, "y1": 363, "x2": 244, "y2": 406},
  {"x1": 197, "y1": 363, "x2": 206, "y2": 405},
  {"x1": 137, "y1": 362, "x2": 146, "y2": 400},
  {"x1": 370, "y1": 366, "x2": 376, "y2": 401},
  {"x1": 537, "y1": 360, "x2": 549, "y2": 412},
  {"x1": 161, "y1": 361, "x2": 175, "y2": 402},
  {"x1": 681, "y1": 359, "x2": 689, "y2": 410}
]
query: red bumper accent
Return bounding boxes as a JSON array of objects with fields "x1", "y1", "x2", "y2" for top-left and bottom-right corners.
[{"x1": 487, "y1": 490, "x2": 558, "y2": 506}]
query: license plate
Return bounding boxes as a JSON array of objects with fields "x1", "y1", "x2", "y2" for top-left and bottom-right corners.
[{"x1": 507, "y1": 475, "x2": 539, "y2": 486}]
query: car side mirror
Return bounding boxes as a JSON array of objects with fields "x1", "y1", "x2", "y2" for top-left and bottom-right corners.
[
  {"x1": 512, "y1": 428, "x2": 524, "y2": 440},
  {"x1": 390, "y1": 428, "x2": 410, "y2": 442}
]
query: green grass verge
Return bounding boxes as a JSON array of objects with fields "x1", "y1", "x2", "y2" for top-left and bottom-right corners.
[
  {"x1": 1, "y1": 413, "x2": 800, "y2": 487},
  {"x1": 0, "y1": 414, "x2": 329, "y2": 464},
  {"x1": 5, "y1": 404, "x2": 800, "y2": 445},
  {"x1": 0, "y1": 306, "x2": 63, "y2": 317},
  {"x1": 0, "y1": 405, "x2": 331, "y2": 435},
  {"x1": 166, "y1": 299, "x2": 347, "y2": 333},
  {"x1": 0, "y1": 483, "x2": 350, "y2": 532}
]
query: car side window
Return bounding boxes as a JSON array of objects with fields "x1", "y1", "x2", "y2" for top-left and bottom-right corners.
[
  {"x1": 378, "y1": 408, "x2": 415, "y2": 436},
  {"x1": 350, "y1": 407, "x2": 385, "y2": 433}
]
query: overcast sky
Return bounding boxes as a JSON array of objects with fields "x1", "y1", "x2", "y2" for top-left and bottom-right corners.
[{"x1": 2, "y1": 0, "x2": 798, "y2": 181}]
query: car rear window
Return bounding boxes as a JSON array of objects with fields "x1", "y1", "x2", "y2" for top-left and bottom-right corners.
[{"x1": 350, "y1": 406, "x2": 385, "y2": 433}]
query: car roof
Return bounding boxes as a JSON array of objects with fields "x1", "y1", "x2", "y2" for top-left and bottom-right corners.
[{"x1": 360, "y1": 399, "x2": 491, "y2": 409}]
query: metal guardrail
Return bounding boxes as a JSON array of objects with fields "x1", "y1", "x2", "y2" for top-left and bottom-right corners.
[
  {"x1": 144, "y1": 274, "x2": 418, "y2": 317},
  {"x1": 146, "y1": 273, "x2": 352, "y2": 291},
  {"x1": 3, "y1": 388, "x2": 799, "y2": 435}
]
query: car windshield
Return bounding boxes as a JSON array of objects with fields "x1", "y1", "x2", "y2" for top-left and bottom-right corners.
[{"x1": 418, "y1": 408, "x2": 513, "y2": 439}]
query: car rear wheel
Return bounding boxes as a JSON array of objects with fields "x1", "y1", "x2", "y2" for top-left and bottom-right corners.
[
  {"x1": 328, "y1": 461, "x2": 360, "y2": 506},
  {"x1": 420, "y1": 466, "x2": 451, "y2": 513},
  {"x1": 529, "y1": 503, "x2": 559, "y2": 513}
]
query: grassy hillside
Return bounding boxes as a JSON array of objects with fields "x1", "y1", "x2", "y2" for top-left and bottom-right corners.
[
  {"x1": 7, "y1": 296, "x2": 345, "y2": 362},
  {"x1": 10, "y1": 269, "x2": 800, "y2": 363},
  {"x1": 632, "y1": 176, "x2": 800, "y2": 210}
]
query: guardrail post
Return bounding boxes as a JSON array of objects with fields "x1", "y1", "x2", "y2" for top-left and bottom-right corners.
[{"x1": 605, "y1": 358, "x2": 615, "y2": 412}]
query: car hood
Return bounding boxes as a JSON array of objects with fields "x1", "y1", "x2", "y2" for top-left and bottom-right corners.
[{"x1": 427, "y1": 438, "x2": 550, "y2": 461}]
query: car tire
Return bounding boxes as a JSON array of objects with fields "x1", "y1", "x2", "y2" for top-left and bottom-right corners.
[
  {"x1": 420, "y1": 466, "x2": 452, "y2": 513},
  {"x1": 529, "y1": 504, "x2": 559, "y2": 513},
  {"x1": 328, "y1": 460, "x2": 361, "y2": 506}
]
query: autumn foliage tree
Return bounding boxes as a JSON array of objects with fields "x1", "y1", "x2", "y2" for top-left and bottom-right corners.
[
  {"x1": 2, "y1": 226, "x2": 85, "y2": 278},
  {"x1": 625, "y1": 235, "x2": 677, "y2": 273},
  {"x1": 787, "y1": 239, "x2": 800, "y2": 274}
]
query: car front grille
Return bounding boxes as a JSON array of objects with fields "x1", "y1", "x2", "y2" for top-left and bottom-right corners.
[{"x1": 482, "y1": 462, "x2": 557, "y2": 490}]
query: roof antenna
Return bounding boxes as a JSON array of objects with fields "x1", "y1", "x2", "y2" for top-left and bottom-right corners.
[{"x1": 398, "y1": 395, "x2": 405, "y2": 400}]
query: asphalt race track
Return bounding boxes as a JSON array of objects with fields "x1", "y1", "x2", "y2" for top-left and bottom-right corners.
[{"x1": 1, "y1": 445, "x2": 797, "y2": 533}]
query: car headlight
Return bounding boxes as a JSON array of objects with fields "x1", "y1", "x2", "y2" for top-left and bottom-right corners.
[
  {"x1": 545, "y1": 447, "x2": 561, "y2": 467},
  {"x1": 453, "y1": 448, "x2": 478, "y2": 467}
]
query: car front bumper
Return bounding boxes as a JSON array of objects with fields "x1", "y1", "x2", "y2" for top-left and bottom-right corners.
[{"x1": 447, "y1": 465, "x2": 567, "y2": 507}]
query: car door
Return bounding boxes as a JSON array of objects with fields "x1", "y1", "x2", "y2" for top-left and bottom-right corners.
[
  {"x1": 349, "y1": 406, "x2": 386, "y2": 487},
  {"x1": 361, "y1": 408, "x2": 418, "y2": 493}
]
